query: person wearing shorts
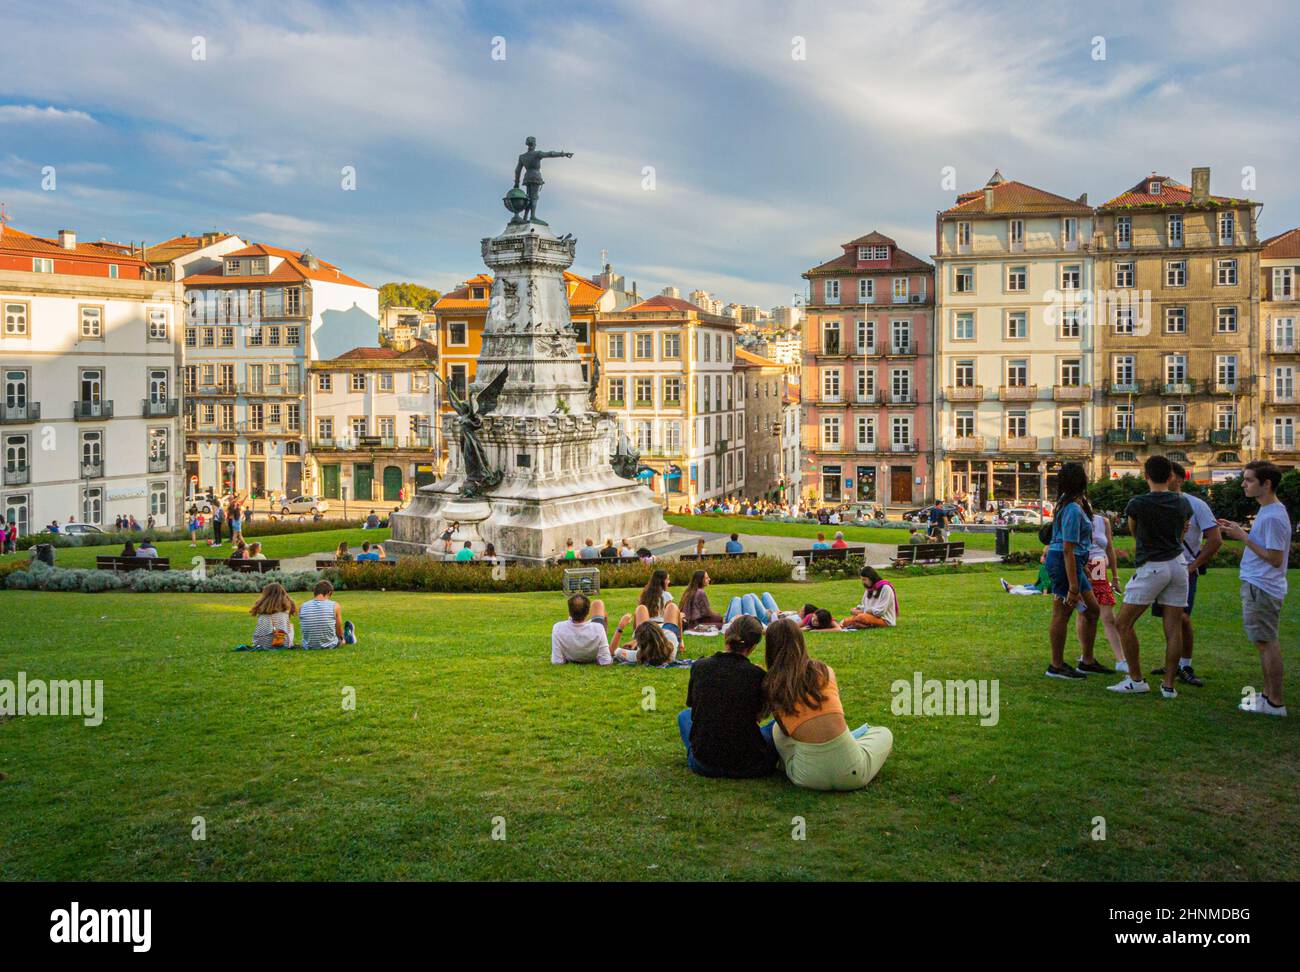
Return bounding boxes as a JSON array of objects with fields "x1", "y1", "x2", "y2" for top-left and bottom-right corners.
[
  {"x1": 1111, "y1": 455, "x2": 1191, "y2": 698},
  {"x1": 1084, "y1": 511, "x2": 1127, "y2": 672},
  {"x1": 1217, "y1": 460, "x2": 1290, "y2": 717},
  {"x1": 1043, "y1": 462, "x2": 1107, "y2": 680}
]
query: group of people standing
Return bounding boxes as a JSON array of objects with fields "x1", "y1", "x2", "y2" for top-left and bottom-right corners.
[{"x1": 188, "y1": 493, "x2": 248, "y2": 548}]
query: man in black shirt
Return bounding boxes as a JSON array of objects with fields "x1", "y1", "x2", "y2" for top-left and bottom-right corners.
[
  {"x1": 677, "y1": 615, "x2": 777, "y2": 778},
  {"x1": 598, "y1": 538, "x2": 618, "y2": 558}
]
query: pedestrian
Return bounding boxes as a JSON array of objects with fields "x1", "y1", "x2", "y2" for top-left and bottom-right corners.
[
  {"x1": 1043, "y1": 462, "x2": 1109, "y2": 680},
  {"x1": 210, "y1": 503, "x2": 225, "y2": 546},
  {"x1": 1217, "y1": 460, "x2": 1290, "y2": 716}
]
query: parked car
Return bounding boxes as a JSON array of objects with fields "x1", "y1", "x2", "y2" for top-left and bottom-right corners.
[
  {"x1": 1004, "y1": 507, "x2": 1045, "y2": 525},
  {"x1": 280, "y1": 495, "x2": 329, "y2": 515},
  {"x1": 901, "y1": 505, "x2": 959, "y2": 524},
  {"x1": 60, "y1": 523, "x2": 106, "y2": 536}
]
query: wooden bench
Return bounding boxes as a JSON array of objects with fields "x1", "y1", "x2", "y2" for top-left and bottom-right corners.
[
  {"x1": 891, "y1": 541, "x2": 965, "y2": 567},
  {"x1": 95, "y1": 556, "x2": 171, "y2": 572},
  {"x1": 315, "y1": 559, "x2": 397, "y2": 569},
  {"x1": 204, "y1": 558, "x2": 282, "y2": 573},
  {"x1": 791, "y1": 546, "x2": 868, "y2": 562},
  {"x1": 679, "y1": 551, "x2": 759, "y2": 561}
]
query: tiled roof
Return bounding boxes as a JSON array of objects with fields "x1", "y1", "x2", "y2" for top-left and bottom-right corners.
[
  {"x1": 183, "y1": 242, "x2": 370, "y2": 289},
  {"x1": 805, "y1": 242, "x2": 933, "y2": 275},
  {"x1": 1262, "y1": 227, "x2": 1300, "y2": 259},
  {"x1": 735, "y1": 348, "x2": 780, "y2": 368},
  {"x1": 1099, "y1": 174, "x2": 1247, "y2": 209},
  {"x1": 327, "y1": 339, "x2": 436, "y2": 363},
  {"x1": 437, "y1": 271, "x2": 604, "y2": 311},
  {"x1": 0, "y1": 226, "x2": 149, "y2": 266},
  {"x1": 943, "y1": 177, "x2": 1091, "y2": 216},
  {"x1": 845, "y1": 231, "x2": 895, "y2": 246},
  {"x1": 144, "y1": 233, "x2": 236, "y2": 264},
  {"x1": 621, "y1": 294, "x2": 701, "y2": 313}
]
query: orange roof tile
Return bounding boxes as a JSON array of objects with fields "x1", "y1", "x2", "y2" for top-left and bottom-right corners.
[
  {"x1": 805, "y1": 231, "x2": 933, "y2": 275},
  {"x1": 622, "y1": 294, "x2": 702, "y2": 313},
  {"x1": 0, "y1": 226, "x2": 149, "y2": 266},
  {"x1": 943, "y1": 177, "x2": 1091, "y2": 217},
  {"x1": 144, "y1": 233, "x2": 236, "y2": 264},
  {"x1": 183, "y1": 242, "x2": 370, "y2": 289},
  {"x1": 1262, "y1": 227, "x2": 1300, "y2": 259},
  {"x1": 1099, "y1": 174, "x2": 1248, "y2": 209},
  {"x1": 735, "y1": 348, "x2": 780, "y2": 368},
  {"x1": 435, "y1": 271, "x2": 604, "y2": 311}
]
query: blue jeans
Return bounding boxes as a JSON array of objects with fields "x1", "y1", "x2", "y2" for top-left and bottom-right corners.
[
  {"x1": 724, "y1": 591, "x2": 779, "y2": 625},
  {"x1": 677, "y1": 707, "x2": 776, "y2": 777}
]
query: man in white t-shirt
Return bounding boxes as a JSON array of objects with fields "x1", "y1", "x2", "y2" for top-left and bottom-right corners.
[
  {"x1": 1151, "y1": 462, "x2": 1221, "y2": 688},
  {"x1": 550, "y1": 593, "x2": 612, "y2": 665},
  {"x1": 1217, "y1": 461, "x2": 1290, "y2": 717}
]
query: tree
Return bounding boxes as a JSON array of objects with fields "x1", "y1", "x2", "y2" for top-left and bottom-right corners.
[
  {"x1": 378, "y1": 282, "x2": 441, "y2": 311},
  {"x1": 1276, "y1": 469, "x2": 1300, "y2": 525},
  {"x1": 1087, "y1": 475, "x2": 1146, "y2": 514},
  {"x1": 1208, "y1": 474, "x2": 1252, "y2": 522}
]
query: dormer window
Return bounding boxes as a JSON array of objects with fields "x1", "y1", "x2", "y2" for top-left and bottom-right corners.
[
  {"x1": 1150, "y1": 180, "x2": 1162, "y2": 195},
  {"x1": 471, "y1": 286, "x2": 485, "y2": 300},
  {"x1": 224, "y1": 258, "x2": 240, "y2": 275},
  {"x1": 857, "y1": 246, "x2": 869, "y2": 261},
  {"x1": 250, "y1": 258, "x2": 267, "y2": 275}
]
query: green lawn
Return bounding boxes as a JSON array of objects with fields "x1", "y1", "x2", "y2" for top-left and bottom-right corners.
[
  {"x1": 668, "y1": 513, "x2": 1049, "y2": 552},
  {"x1": 1, "y1": 570, "x2": 1296, "y2": 881},
  {"x1": 0, "y1": 527, "x2": 390, "y2": 570}
]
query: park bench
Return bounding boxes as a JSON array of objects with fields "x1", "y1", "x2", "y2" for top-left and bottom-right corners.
[
  {"x1": 791, "y1": 546, "x2": 867, "y2": 563},
  {"x1": 891, "y1": 541, "x2": 965, "y2": 567},
  {"x1": 315, "y1": 559, "x2": 397, "y2": 569},
  {"x1": 679, "y1": 551, "x2": 759, "y2": 561},
  {"x1": 95, "y1": 555, "x2": 171, "y2": 572},
  {"x1": 205, "y1": 558, "x2": 282, "y2": 573}
]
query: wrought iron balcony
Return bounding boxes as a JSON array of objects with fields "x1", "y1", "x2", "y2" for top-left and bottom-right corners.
[
  {"x1": 3, "y1": 464, "x2": 29, "y2": 485},
  {"x1": 1267, "y1": 336, "x2": 1299, "y2": 355},
  {"x1": 238, "y1": 382, "x2": 304, "y2": 397},
  {"x1": 1160, "y1": 381, "x2": 1197, "y2": 396},
  {"x1": 886, "y1": 343, "x2": 916, "y2": 357},
  {"x1": 73, "y1": 400, "x2": 113, "y2": 420},
  {"x1": 1156, "y1": 429, "x2": 1193, "y2": 445},
  {"x1": 80, "y1": 460, "x2": 104, "y2": 478},
  {"x1": 889, "y1": 438, "x2": 920, "y2": 454},
  {"x1": 147, "y1": 453, "x2": 171, "y2": 473},
  {"x1": 141, "y1": 398, "x2": 179, "y2": 417},
  {"x1": 1108, "y1": 381, "x2": 1143, "y2": 396},
  {"x1": 1211, "y1": 382, "x2": 1241, "y2": 395},
  {"x1": 192, "y1": 383, "x2": 237, "y2": 396},
  {"x1": 1107, "y1": 428, "x2": 1147, "y2": 444},
  {"x1": 886, "y1": 391, "x2": 916, "y2": 405},
  {"x1": 1209, "y1": 429, "x2": 1241, "y2": 446},
  {"x1": 0, "y1": 402, "x2": 40, "y2": 424},
  {"x1": 817, "y1": 337, "x2": 844, "y2": 355}
]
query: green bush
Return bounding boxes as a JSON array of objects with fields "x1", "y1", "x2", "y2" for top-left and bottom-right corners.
[
  {"x1": 5, "y1": 561, "x2": 329, "y2": 594},
  {"x1": 1001, "y1": 551, "x2": 1038, "y2": 566},
  {"x1": 14, "y1": 517, "x2": 372, "y2": 551},
  {"x1": 329, "y1": 555, "x2": 793, "y2": 593}
]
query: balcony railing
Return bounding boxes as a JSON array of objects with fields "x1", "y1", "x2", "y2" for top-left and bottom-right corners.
[
  {"x1": 946, "y1": 385, "x2": 983, "y2": 402},
  {"x1": 853, "y1": 392, "x2": 878, "y2": 405},
  {"x1": 1161, "y1": 381, "x2": 1197, "y2": 396},
  {"x1": 310, "y1": 434, "x2": 433, "y2": 451},
  {"x1": 3, "y1": 465, "x2": 29, "y2": 485},
  {"x1": 1053, "y1": 385, "x2": 1091, "y2": 402},
  {"x1": 1000, "y1": 435, "x2": 1038, "y2": 452},
  {"x1": 887, "y1": 343, "x2": 916, "y2": 356},
  {"x1": 1108, "y1": 381, "x2": 1143, "y2": 396},
  {"x1": 1267, "y1": 336, "x2": 1299, "y2": 354},
  {"x1": 142, "y1": 398, "x2": 179, "y2": 417},
  {"x1": 949, "y1": 435, "x2": 986, "y2": 452},
  {"x1": 1211, "y1": 382, "x2": 1241, "y2": 395},
  {"x1": 0, "y1": 402, "x2": 40, "y2": 424},
  {"x1": 147, "y1": 454, "x2": 171, "y2": 473},
  {"x1": 818, "y1": 337, "x2": 844, "y2": 355},
  {"x1": 239, "y1": 382, "x2": 304, "y2": 397},
  {"x1": 1055, "y1": 436, "x2": 1091, "y2": 453},
  {"x1": 1107, "y1": 428, "x2": 1147, "y2": 444},
  {"x1": 1269, "y1": 389, "x2": 1299, "y2": 405},
  {"x1": 1157, "y1": 429, "x2": 1192, "y2": 445},
  {"x1": 193, "y1": 383, "x2": 237, "y2": 396},
  {"x1": 80, "y1": 460, "x2": 103, "y2": 478},
  {"x1": 1209, "y1": 429, "x2": 1241, "y2": 446},
  {"x1": 889, "y1": 438, "x2": 920, "y2": 453},
  {"x1": 855, "y1": 441, "x2": 879, "y2": 453},
  {"x1": 998, "y1": 385, "x2": 1038, "y2": 402},
  {"x1": 886, "y1": 391, "x2": 915, "y2": 405},
  {"x1": 236, "y1": 422, "x2": 300, "y2": 435},
  {"x1": 73, "y1": 400, "x2": 113, "y2": 420}
]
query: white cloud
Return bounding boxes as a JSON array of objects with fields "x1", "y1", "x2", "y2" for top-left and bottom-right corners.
[
  {"x1": 0, "y1": 104, "x2": 96, "y2": 124},
  {"x1": 238, "y1": 212, "x2": 329, "y2": 240}
]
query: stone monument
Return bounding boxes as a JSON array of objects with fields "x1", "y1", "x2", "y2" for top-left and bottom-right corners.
[{"x1": 388, "y1": 139, "x2": 671, "y2": 562}]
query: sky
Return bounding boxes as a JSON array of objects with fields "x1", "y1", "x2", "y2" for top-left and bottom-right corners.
[{"x1": 1, "y1": 0, "x2": 1298, "y2": 309}]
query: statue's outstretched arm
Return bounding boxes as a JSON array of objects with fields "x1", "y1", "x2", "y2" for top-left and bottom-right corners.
[{"x1": 542, "y1": 150, "x2": 574, "y2": 158}]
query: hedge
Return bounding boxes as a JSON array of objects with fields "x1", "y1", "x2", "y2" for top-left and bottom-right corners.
[
  {"x1": 327, "y1": 555, "x2": 793, "y2": 594},
  {"x1": 14, "y1": 517, "x2": 371, "y2": 551},
  {"x1": 4, "y1": 561, "x2": 330, "y2": 594}
]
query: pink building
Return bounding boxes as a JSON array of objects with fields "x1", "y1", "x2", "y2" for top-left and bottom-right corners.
[{"x1": 800, "y1": 232, "x2": 935, "y2": 508}]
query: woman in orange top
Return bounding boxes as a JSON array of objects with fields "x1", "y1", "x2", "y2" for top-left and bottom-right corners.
[{"x1": 762, "y1": 619, "x2": 893, "y2": 791}]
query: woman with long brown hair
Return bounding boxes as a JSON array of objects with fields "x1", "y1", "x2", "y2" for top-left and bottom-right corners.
[
  {"x1": 681, "y1": 569, "x2": 725, "y2": 630},
  {"x1": 610, "y1": 619, "x2": 678, "y2": 666},
  {"x1": 762, "y1": 618, "x2": 892, "y2": 791},
  {"x1": 250, "y1": 581, "x2": 297, "y2": 649},
  {"x1": 638, "y1": 568, "x2": 674, "y2": 621}
]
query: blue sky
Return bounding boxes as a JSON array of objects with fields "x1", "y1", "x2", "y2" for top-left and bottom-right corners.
[{"x1": 1, "y1": 0, "x2": 1298, "y2": 307}]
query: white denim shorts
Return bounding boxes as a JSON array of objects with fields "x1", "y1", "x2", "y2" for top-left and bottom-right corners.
[{"x1": 1124, "y1": 558, "x2": 1188, "y2": 607}]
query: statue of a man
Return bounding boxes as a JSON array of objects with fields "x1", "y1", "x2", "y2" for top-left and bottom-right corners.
[{"x1": 514, "y1": 136, "x2": 573, "y2": 224}]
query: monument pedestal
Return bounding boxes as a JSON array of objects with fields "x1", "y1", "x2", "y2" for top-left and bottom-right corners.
[{"x1": 390, "y1": 214, "x2": 671, "y2": 562}]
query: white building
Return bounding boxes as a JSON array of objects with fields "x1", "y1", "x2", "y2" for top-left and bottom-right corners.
[
  {"x1": 782, "y1": 378, "x2": 802, "y2": 501},
  {"x1": 2, "y1": 225, "x2": 185, "y2": 534},
  {"x1": 175, "y1": 243, "x2": 379, "y2": 499},
  {"x1": 307, "y1": 341, "x2": 439, "y2": 505}
]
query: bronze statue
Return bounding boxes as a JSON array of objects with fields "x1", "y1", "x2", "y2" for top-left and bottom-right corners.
[
  {"x1": 611, "y1": 428, "x2": 641, "y2": 480},
  {"x1": 513, "y1": 136, "x2": 573, "y2": 224},
  {"x1": 435, "y1": 367, "x2": 510, "y2": 497}
]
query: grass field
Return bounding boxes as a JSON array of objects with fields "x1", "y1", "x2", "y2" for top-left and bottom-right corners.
[
  {"x1": 1, "y1": 569, "x2": 1296, "y2": 881},
  {"x1": 0, "y1": 527, "x2": 390, "y2": 570}
]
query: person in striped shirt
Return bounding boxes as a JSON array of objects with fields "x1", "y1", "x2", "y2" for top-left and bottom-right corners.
[
  {"x1": 250, "y1": 582, "x2": 297, "y2": 648},
  {"x1": 299, "y1": 580, "x2": 357, "y2": 649}
]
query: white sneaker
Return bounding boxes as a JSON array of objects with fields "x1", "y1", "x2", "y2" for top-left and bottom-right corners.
[
  {"x1": 1239, "y1": 695, "x2": 1288, "y2": 717},
  {"x1": 1160, "y1": 684, "x2": 1177, "y2": 699},
  {"x1": 1115, "y1": 659, "x2": 1129, "y2": 674},
  {"x1": 1107, "y1": 676, "x2": 1150, "y2": 694},
  {"x1": 999, "y1": 578, "x2": 1011, "y2": 593}
]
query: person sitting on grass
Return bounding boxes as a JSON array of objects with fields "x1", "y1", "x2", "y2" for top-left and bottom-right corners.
[
  {"x1": 334, "y1": 540, "x2": 353, "y2": 563},
  {"x1": 677, "y1": 615, "x2": 778, "y2": 778},
  {"x1": 356, "y1": 541, "x2": 383, "y2": 562},
  {"x1": 724, "y1": 591, "x2": 782, "y2": 626},
  {"x1": 1000, "y1": 549, "x2": 1051, "y2": 595},
  {"x1": 762, "y1": 619, "x2": 892, "y2": 791},
  {"x1": 299, "y1": 579, "x2": 356, "y2": 649},
  {"x1": 251, "y1": 582, "x2": 297, "y2": 649},
  {"x1": 550, "y1": 593, "x2": 611, "y2": 665},
  {"x1": 639, "y1": 568, "x2": 675, "y2": 622},
  {"x1": 454, "y1": 540, "x2": 475, "y2": 562},
  {"x1": 841, "y1": 565, "x2": 897, "y2": 629},
  {"x1": 811, "y1": 532, "x2": 830, "y2": 551},
  {"x1": 229, "y1": 541, "x2": 248, "y2": 560},
  {"x1": 610, "y1": 616, "x2": 681, "y2": 666},
  {"x1": 681, "y1": 569, "x2": 726, "y2": 630},
  {"x1": 246, "y1": 542, "x2": 267, "y2": 561},
  {"x1": 799, "y1": 606, "x2": 842, "y2": 631},
  {"x1": 724, "y1": 532, "x2": 744, "y2": 554}
]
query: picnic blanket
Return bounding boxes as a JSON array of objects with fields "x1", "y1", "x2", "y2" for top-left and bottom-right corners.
[
  {"x1": 233, "y1": 643, "x2": 338, "y2": 652},
  {"x1": 613, "y1": 655, "x2": 694, "y2": 669}
]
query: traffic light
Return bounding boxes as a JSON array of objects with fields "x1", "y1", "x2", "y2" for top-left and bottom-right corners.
[{"x1": 410, "y1": 415, "x2": 419, "y2": 434}]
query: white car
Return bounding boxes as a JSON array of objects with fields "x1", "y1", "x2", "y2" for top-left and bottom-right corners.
[
  {"x1": 1004, "y1": 507, "x2": 1044, "y2": 525},
  {"x1": 280, "y1": 495, "x2": 329, "y2": 516},
  {"x1": 60, "y1": 523, "x2": 106, "y2": 536}
]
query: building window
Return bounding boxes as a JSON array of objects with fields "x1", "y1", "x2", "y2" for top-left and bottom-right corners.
[
  {"x1": 1060, "y1": 311, "x2": 1081, "y2": 340},
  {"x1": 1114, "y1": 304, "x2": 1135, "y2": 334},
  {"x1": 1115, "y1": 262, "x2": 1134, "y2": 288},
  {"x1": 246, "y1": 327, "x2": 262, "y2": 347},
  {"x1": 635, "y1": 377, "x2": 653, "y2": 406},
  {"x1": 954, "y1": 267, "x2": 974, "y2": 293},
  {"x1": 1217, "y1": 355, "x2": 1238, "y2": 391},
  {"x1": 1006, "y1": 360, "x2": 1028, "y2": 387},
  {"x1": 856, "y1": 416, "x2": 875, "y2": 449},
  {"x1": 1168, "y1": 213, "x2": 1183, "y2": 245},
  {"x1": 1274, "y1": 417, "x2": 1295, "y2": 450},
  {"x1": 1166, "y1": 354, "x2": 1187, "y2": 384},
  {"x1": 662, "y1": 377, "x2": 681, "y2": 406},
  {"x1": 571, "y1": 320, "x2": 590, "y2": 343},
  {"x1": 82, "y1": 487, "x2": 103, "y2": 525},
  {"x1": 32, "y1": 258, "x2": 54, "y2": 273},
  {"x1": 858, "y1": 278, "x2": 874, "y2": 302},
  {"x1": 379, "y1": 373, "x2": 394, "y2": 392},
  {"x1": 1165, "y1": 307, "x2": 1186, "y2": 334},
  {"x1": 1219, "y1": 210, "x2": 1235, "y2": 245},
  {"x1": 1060, "y1": 358, "x2": 1082, "y2": 386},
  {"x1": 220, "y1": 326, "x2": 234, "y2": 347},
  {"x1": 664, "y1": 420, "x2": 681, "y2": 453},
  {"x1": 957, "y1": 222, "x2": 971, "y2": 247},
  {"x1": 892, "y1": 277, "x2": 909, "y2": 301},
  {"x1": 820, "y1": 416, "x2": 841, "y2": 449},
  {"x1": 1116, "y1": 216, "x2": 1131, "y2": 245},
  {"x1": 891, "y1": 416, "x2": 912, "y2": 447},
  {"x1": 1115, "y1": 403, "x2": 1134, "y2": 431},
  {"x1": 857, "y1": 368, "x2": 875, "y2": 401},
  {"x1": 607, "y1": 377, "x2": 625, "y2": 406},
  {"x1": 822, "y1": 368, "x2": 841, "y2": 402},
  {"x1": 1005, "y1": 311, "x2": 1027, "y2": 340},
  {"x1": 351, "y1": 373, "x2": 366, "y2": 392},
  {"x1": 285, "y1": 288, "x2": 302, "y2": 315},
  {"x1": 1273, "y1": 268, "x2": 1294, "y2": 300},
  {"x1": 824, "y1": 279, "x2": 840, "y2": 304},
  {"x1": 1060, "y1": 410, "x2": 1082, "y2": 438},
  {"x1": 1217, "y1": 306, "x2": 1238, "y2": 333},
  {"x1": 1060, "y1": 264, "x2": 1081, "y2": 290},
  {"x1": 1166, "y1": 261, "x2": 1187, "y2": 287},
  {"x1": 318, "y1": 373, "x2": 332, "y2": 392},
  {"x1": 607, "y1": 333, "x2": 625, "y2": 359},
  {"x1": 149, "y1": 482, "x2": 168, "y2": 520},
  {"x1": 319, "y1": 417, "x2": 335, "y2": 439},
  {"x1": 635, "y1": 333, "x2": 654, "y2": 359},
  {"x1": 1165, "y1": 404, "x2": 1186, "y2": 439},
  {"x1": 890, "y1": 368, "x2": 911, "y2": 402},
  {"x1": 449, "y1": 365, "x2": 467, "y2": 400},
  {"x1": 1008, "y1": 220, "x2": 1024, "y2": 246},
  {"x1": 1006, "y1": 266, "x2": 1027, "y2": 291},
  {"x1": 447, "y1": 321, "x2": 468, "y2": 346},
  {"x1": 1216, "y1": 259, "x2": 1239, "y2": 286},
  {"x1": 148, "y1": 309, "x2": 169, "y2": 340},
  {"x1": 79, "y1": 305, "x2": 103, "y2": 339},
  {"x1": 955, "y1": 411, "x2": 975, "y2": 438},
  {"x1": 1006, "y1": 410, "x2": 1028, "y2": 438},
  {"x1": 953, "y1": 312, "x2": 974, "y2": 341},
  {"x1": 954, "y1": 360, "x2": 975, "y2": 388},
  {"x1": 856, "y1": 320, "x2": 875, "y2": 352},
  {"x1": 1113, "y1": 355, "x2": 1136, "y2": 385},
  {"x1": 185, "y1": 326, "x2": 196, "y2": 347},
  {"x1": 662, "y1": 333, "x2": 680, "y2": 358}
]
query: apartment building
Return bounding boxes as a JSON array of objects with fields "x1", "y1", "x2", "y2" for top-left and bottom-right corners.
[
  {"x1": 802, "y1": 231, "x2": 934, "y2": 508},
  {"x1": 1260, "y1": 226, "x2": 1300, "y2": 466},
  {"x1": 596, "y1": 295, "x2": 743, "y2": 506},
  {"x1": 735, "y1": 349, "x2": 786, "y2": 499},
  {"x1": 175, "y1": 243, "x2": 378, "y2": 498},
  {"x1": 781, "y1": 378, "x2": 802, "y2": 501},
  {"x1": 1, "y1": 225, "x2": 185, "y2": 533},
  {"x1": 433, "y1": 270, "x2": 606, "y2": 467},
  {"x1": 1094, "y1": 169, "x2": 1261, "y2": 481},
  {"x1": 306, "y1": 341, "x2": 438, "y2": 503},
  {"x1": 934, "y1": 173, "x2": 1094, "y2": 506}
]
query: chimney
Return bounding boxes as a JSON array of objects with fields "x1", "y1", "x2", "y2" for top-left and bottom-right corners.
[
  {"x1": 58, "y1": 229, "x2": 76, "y2": 250},
  {"x1": 1191, "y1": 167, "x2": 1210, "y2": 205},
  {"x1": 983, "y1": 188, "x2": 994, "y2": 212}
]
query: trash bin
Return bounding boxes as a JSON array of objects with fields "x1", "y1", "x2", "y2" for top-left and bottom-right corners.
[
  {"x1": 31, "y1": 542, "x2": 55, "y2": 566},
  {"x1": 994, "y1": 527, "x2": 1011, "y2": 558}
]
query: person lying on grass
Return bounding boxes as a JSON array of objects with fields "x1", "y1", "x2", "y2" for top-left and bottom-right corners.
[
  {"x1": 251, "y1": 582, "x2": 297, "y2": 649},
  {"x1": 763, "y1": 618, "x2": 893, "y2": 791},
  {"x1": 724, "y1": 591, "x2": 783, "y2": 626},
  {"x1": 677, "y1": 615, "x2": 778, "y2": 778},
  {"x1": 999, "y1": 548, "x2": 1050, "y2": 595},
  {"x1": 840, "y1": 565, "x2": 897, "y2": 629},
  {"x1": 799, "y1": 606, "x2": 842, "y2": 632},
  {"x1": 610, "y1": 616, "x2": 681, "y2": 666}
]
